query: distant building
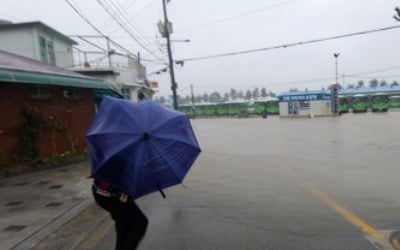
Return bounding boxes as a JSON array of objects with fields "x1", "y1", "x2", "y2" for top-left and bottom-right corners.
[
  {"x1": 74, "y1": 50, "x2": 154, "y2": 102},
  {"x1": 278, "y1": 90, "x2": 332, "y2": 117},
  {"x1": 0, "y1": 50, "x2": 120, "y2": 165},
  {"x1": 0, "y1": 20, "x2": 77, "y2": 68},
  {"x1": 338, "y1": 86, "x2": 400, "y2": 96}
]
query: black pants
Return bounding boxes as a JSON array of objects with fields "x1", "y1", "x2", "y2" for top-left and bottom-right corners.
[{"x1": 93, "y1": 191, "x2": 148, "y2": 250}]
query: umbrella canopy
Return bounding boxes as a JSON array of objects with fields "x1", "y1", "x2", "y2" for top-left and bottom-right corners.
[{"x1": 86, "y1": 96, "x2": 201, "y2": 199}]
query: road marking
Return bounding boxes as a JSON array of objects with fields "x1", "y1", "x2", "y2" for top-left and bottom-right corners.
[
  {"x1": 284, "y1": 168, "x2": 394, "y2": 249},
  {"x1": 75, "y1": 218, "x2": 113, "y2": 249}
]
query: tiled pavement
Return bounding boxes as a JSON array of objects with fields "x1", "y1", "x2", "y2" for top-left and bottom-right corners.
[{"x1": 0, "y1": 162, "x2": 94, "y2": 250}]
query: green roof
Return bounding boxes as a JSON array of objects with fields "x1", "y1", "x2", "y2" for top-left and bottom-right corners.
[{"x1": 2, "y1": 69, "x2": 122, "y2": 96}]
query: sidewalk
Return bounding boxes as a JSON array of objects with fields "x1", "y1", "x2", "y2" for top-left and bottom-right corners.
[{"x1": 0, "y1": 161, "x2": 96, "y2": 250}]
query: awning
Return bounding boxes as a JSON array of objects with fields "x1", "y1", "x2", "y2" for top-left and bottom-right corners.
[{"x1": 0, "y1": 69, "x2": 119, "y2": 91}]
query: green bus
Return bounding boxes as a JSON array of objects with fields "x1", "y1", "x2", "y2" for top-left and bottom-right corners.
[
  {"x1": 254, "y1": 97, "x2": 279, "y2": 115},
  {"x1": 338, "y1": 95, "x2": 350, "y2": 113},
  {"x1": 371, "y1": 93, "x2": 389, "y2": 112},
  {"x1": 178, "y1": 104, "x2": 194, "y2": 117},
  {"x1": 389, "y1": 95, "x2": 400, "y2": 108},
  {"x1": 351, "y1": 94, "x2": 368, "y2": 113},
  {"x1": 266, "y1": 98, "x2": 279, "y2": 115},
  {"x1": 216, "y1": 102, "x2": 230, "y2": 116}
]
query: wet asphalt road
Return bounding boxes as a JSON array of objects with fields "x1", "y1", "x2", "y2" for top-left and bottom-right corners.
[{"x1": 91, "y1": 113, "x2": 400, "y2": 250}]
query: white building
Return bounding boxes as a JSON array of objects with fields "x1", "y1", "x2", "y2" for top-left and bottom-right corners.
[
  {"x1": 0, "y1": 20, "x2": 77, "y2": 68},
  {"x1": 278, "y1": 90, "x2": 332, "y2": 117},
  {"x1": 74, "y1": 53, "x2": 154, "y2": 102}
]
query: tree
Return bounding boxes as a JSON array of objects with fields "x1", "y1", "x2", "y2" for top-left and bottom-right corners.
[
  {"x1": 260, "y1": 87, "x2": 268, "y2": 97},
  {"x1": 209, "y1": 92, "x2": 222, "y2": 102},
  {"x1": 289, "y1": 88, "x2": 298, "y2": 92},
  {"x1": 269, "y1": 91, "x2": 276, "y2": 97},
  {"x1": 245, "y1": 90, "x2": 252, "y2": 100},
  {"x1": 177, "y1": 95, "x2": 183, "y2": 104},
  {"x1": 159, "y1": 96, "x2": 166, "y2": 104},
  {"x1": 369, "y1": 79, "x2": 379, "y2": 88},
  {"x1": 195, "y1": 95, "x2": 202, "y2": 103},
  {"x1": 252, "y1": 87, "x2": 260, "y2": 99},
  {"x1": 184, "y1": 95, "x2": 191, "y2": 104},
  {"x1": 380, "y1": 80, "x2": 388, "y2": 87},
  {"x1": 347, "y1": 84, "x2": 355, "y2": 89},
  {"x1": 203, "y1": 93, "x2": 209, "y2": 102},
  {"x1": 357, "y1": 80, "x2": 364, "y2": 88},
  {"x1": 394, "y1": 7, "x2": 400, "y2": 21},
  {"x1": 229, "y1": 88, "x2": 237, "y2": 100},
  {"x1": 238, "y1": 90, "x2": 244, "y2": 99},
  {"x1": 391, "y1": 81, "x2": 399, "y2": 87},
  {"x1": 223, "y1": 93, "x2": 229, "y2": 101}
]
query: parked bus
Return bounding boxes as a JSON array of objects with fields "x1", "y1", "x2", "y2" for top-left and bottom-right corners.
[
  {"x1": 389, "y1": 95, "x2": 400, "y2": 109},
  {"x1": 266, "y1": 98, "x2": 279, "y2": 115},
  {"x1": 254, "y1": 97, "x2": 279, "y2": 115},
  {"x1": 178, "y1": 104, "x2": 194, "y2": 117},
  {"x1": 370, "y1": 93, "x2": 389, "y2": 112},
  {"x1": 351, "y1": 94, "x2": 368, "y2": 113},
  {"x1": 338, "y1": 95, "x2": 350, "y2": 113}
]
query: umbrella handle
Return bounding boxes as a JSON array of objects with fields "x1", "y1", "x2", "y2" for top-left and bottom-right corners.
[{"x1": 157, "y1": 185, "x2": 166, "y2": 199}]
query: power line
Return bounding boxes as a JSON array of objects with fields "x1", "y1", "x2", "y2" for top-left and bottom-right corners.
[
  {"x1": 177, "y1": 24, "x2": 400, "y2": 62},
  {"x1": 64, "y1": 0, "x2": 135, "y2": 56},
  {"x1": 106, "y1": 0, "x2": 159, "y2": 36},
  {"x1": 176, "y1": 0, "x2": 297, "y2": 33},
  {"x1": 76, "y1": 36, "x2": 107, "y2": 52},
  {"x1": 345, "y1": 65, "x2": 400, "y2": 76},
  {"x1": 97, "y1": 0, "x2": 167, "y2": 64},
  {"x1": 105, "y1": 0, "x2": 161, "y2": 51}
]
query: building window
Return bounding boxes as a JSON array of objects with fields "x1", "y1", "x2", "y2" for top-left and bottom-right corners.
[
  {"x1": 63, "y1": 88, "x2": 82, "y2": 100},
  {"x1": 38, "y1": 36, "x2": 56, "y2": 65},
  {"x1": 121, "y1": 88, "x2": 131, "y2": 99},
  {"x1": 30, "y1": 85, "x2": 51, "y2": 99},
  {"x1": 39, "y1": 36, "x2": 48, "y2": 63},
  {"x1": 47, "y1": 41, "x2": 56, "y2": 65}
]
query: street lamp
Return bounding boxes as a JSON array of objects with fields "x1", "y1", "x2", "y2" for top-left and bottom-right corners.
[{"x1": 170, "y1": 39, "x2": 191, "y2": 43}]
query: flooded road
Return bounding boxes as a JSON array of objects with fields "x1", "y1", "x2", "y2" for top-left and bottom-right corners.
[{"x1": 93, "y1": 113, "x2": 400, "y2": 250}]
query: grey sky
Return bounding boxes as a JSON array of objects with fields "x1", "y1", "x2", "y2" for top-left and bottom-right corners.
[{"x1": 2, "y1": 0, "x2": 400, "y2": 98}]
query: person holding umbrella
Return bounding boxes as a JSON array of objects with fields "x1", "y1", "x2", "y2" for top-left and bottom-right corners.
[
  {"x1": 92, "y1": 178, "x2": 148, "y2": 250},
  {"x1": 86, "y1": 97, "x2": 201, "y2": 250}
]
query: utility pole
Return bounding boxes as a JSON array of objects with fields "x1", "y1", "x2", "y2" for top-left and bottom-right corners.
[
  {"x1": 160, "y1": 0, "x2": 178, "y2": 110},
  {"x1": 106, "y1": 36, "x2": 112, "y2": 68},
  {"x1": 332, "y1": 53, "x2": 340, "y2": 115},
  {"x1": 191, "y1": 84, "x2": 196, "y2": 119}
]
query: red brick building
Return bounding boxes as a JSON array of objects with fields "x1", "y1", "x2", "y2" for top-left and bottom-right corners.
[{"x1": 0, "y1": 50, "x2": 120, "y2": 165}]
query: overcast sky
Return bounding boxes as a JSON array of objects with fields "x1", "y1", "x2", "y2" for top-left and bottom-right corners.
[{"x1": 2, "y1": 0, "x2": 400, "y2": 98}]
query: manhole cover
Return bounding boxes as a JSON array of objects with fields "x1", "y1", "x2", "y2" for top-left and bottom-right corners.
[
  {"x1": 389, "y1": 231, "x2": 400, "y2": 250},
  {"x1": 45, "y1": 202, "x2": 63, "y2": 207},
  {"x1": 3, "y1": 225, "x2": 26, "y2": 232},
  {"x1": 38, "y1": 181, "x2": 50, "y2": 185},
  {"x1": 49, "y1": 185, "x2": 63, "y2": 189},
  {"x1": 7, "y1": 201, "x2": 23, "y2": 206}
]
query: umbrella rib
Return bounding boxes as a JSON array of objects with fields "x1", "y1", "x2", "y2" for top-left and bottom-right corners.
[
  {"x1": 149, "y1": 141, "x2": 182, "y2": 185},
  {"x1": 87, "y1": 131, "x2": 141, "y2": 136},
  {"x1": 152, "y1": 135, "x2": 198, "y2": 148},
  {"x1": 150, "y1": 114, "x2": 186, "y2": 132}
]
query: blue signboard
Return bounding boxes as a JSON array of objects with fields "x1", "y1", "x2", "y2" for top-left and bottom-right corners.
[{"x1": 278, "y1": 94, "x2": 331, "y2": 102}]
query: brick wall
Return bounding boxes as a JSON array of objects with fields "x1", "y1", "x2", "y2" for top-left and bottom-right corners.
[{"x1": 0, "y1": 83, "x2": 96, "y2": 163}]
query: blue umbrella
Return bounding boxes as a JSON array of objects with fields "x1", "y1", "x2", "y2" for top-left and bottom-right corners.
[{"x1": 86, "y1": 96, "x2": 201, "y2": 199}]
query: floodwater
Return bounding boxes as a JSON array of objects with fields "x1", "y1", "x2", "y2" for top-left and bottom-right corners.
[{"x1": 95, "y1": 112, "x2": 400, "y2": 250}]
